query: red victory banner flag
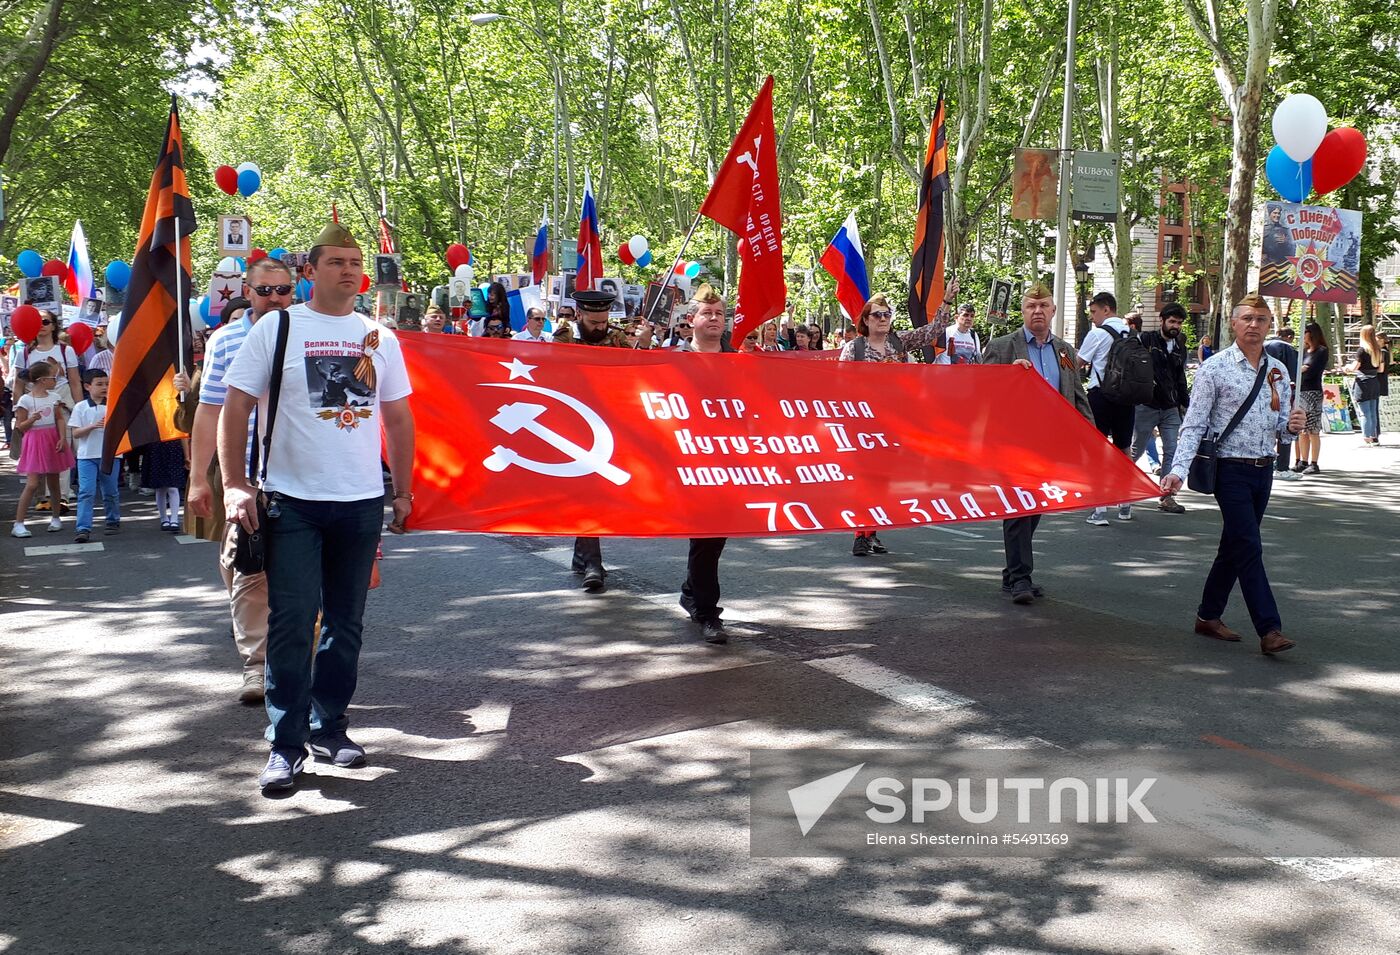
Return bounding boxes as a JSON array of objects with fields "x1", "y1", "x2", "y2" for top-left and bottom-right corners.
[
  {"x1": 403, "y1": 337, "x2": 1159, "y2": 538},
  {"x1": 700, "y1": 75, "x2": 786, "y2": 342},
  {"x1": 103, "y1": 97, "x2": 197, "y2": 465}
]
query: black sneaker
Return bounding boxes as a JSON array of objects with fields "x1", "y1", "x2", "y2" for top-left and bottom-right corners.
[
  {"x1": 852, "y1": 535, "x2": 871, "y2": 557},
  {"x1": 1001, "y1": 581, "x2": 1044, "y2": 598},
  {"x1": 868, "y1": 533, "x2": 888, "y2": 554},
  {"x1": 1010, "y1": 580, "x2": 1036, "y2": 605},
  {"x1": 259, "y1": 746, "x2": 305, "y2": 790},
  {"x1": 308, "y1": 731, "x2": 366, "y2": 768},
  {"x1": 698, "y1": 618, "x2": 728, "y2": 644},
  {"x1": 1302, "y1": 463, "x2": 1320, "y2": 475},
  {"x1": 679, "y1": 591, "x2": 698, "y2": 621},
  {"x1": 1290, "y1": 461, "x2": 1307, "y2": 472}
]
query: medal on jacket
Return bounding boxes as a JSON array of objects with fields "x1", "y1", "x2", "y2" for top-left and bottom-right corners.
[
  {"x1": 1267, "y1": 368, "x2": 1283, "y2": 411},
  {"x1": 354, "y1": 330, "x2": 379, "y2": 391}
]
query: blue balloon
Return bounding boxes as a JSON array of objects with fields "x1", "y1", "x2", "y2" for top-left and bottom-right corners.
[
  {"x1": 198, "y1": 295, "x2": 212, "y2": 324},
  {"x1": 268, "y1": 247, "x2": 288, "y2": 261},
  {"x1": 237, "y1": 168, "x2": 261, "y2": 197},
  {"x1": 234, "y1": 257, "x2": 246, "y2": 272},
  {"x1": 17, "y1": 250, "x2": 44, "y2": 278},
  {"x1": 636, "y1": 249, "x2": 654, "y2": 268},
  {"x1": 104, "y1": 260, "x2": 132, "y2": 291},
  {"x1": 295, "y1": 277, "x2": 313, "y2": 301},
  {"x1": 1266, "y1": 144, "x2": 1312, "y2": 203}
]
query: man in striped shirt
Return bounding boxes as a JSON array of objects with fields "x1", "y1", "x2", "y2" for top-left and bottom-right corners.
[
  {"x1": 86, "y1": 325, "x2": 115, "y2": 375},
  {"x1": 187, "y1": 257, "x2": 295, "y2": 703}
]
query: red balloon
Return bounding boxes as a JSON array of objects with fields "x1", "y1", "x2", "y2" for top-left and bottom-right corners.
[
  {"x1": 67, "y1": 322, "x2": 94, "y2": 354},
  {"x1": 215, "y1": 165, "x2": 239, "y2": 196},
  {"x1": 445, "y1": 243, "x2": 471, "y2": 270},
  {"x1": 359, "y1": 274, "x2": 372, "y2": 293},
  {"x1": 1311, "y1": 127, "x2": 1367, "y2": 196},
  {"x1": 41, "y1": 259, "x2": 68, "y2": 281},
  {"x1": 618, "y1": 242, "x2": 636, "y2": 265},
  {"x1": 249, "y1": 248, "x2": 268, "y2": 263},
  {"x1": 10, "y1": 304, "x2": 42, "y2": 341},
  {"x1": 673, "y1": 262, "x2": 688, "y2": 275}
]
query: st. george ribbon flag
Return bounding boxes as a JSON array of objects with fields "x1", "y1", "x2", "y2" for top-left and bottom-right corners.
[{"x1": 402, "y1": 336, "x2": 1160, "y2": 538}]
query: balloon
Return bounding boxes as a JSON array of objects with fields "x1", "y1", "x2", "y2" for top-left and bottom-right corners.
[
  {"x1": 637, "y1": 250, "x2": 653, "y2": 268},
  {"x1": 67, "y1": 322, "x2": 94, "y2": 354},
  {"x1": 41, "y1": 259, "x2": 68, "y2": 280},
  {"x1": 268, "y1": 247, "x2": 288, "y2": 261},
  {"x1": 198, "y1": 296, "x2": 212, "y2": 324},
  {"x1": 216, "y1": 256, "x2": 239, "y2": 273},
  {"x1": 359, "y1": 274, "x2": 372, "y2": 293},
  {"x1": 1311, "y1": 127, "x2": 1367, "y2": 195},
  {"x1": 236, "y1": 168, "x2": 261, "y2": 197},
  {"x1": 618, "y1": 242, "x2": 636, "y2": 265},
  {"x1": 249, "y1": 248, "x2": 268, "y2": 263},
  {"x1": 1272, "y1": 93, "x2": 1328, "y2": 162},
  {"x1": 673, "y1": 263, "x2": 688, "y2": 275},
  {"x1": 454, "y1": 263, "x2": 475, "y2": 284},
  {"x1": 295, "y1": 277, "x2": 313, "y2": 300},
  {"x1": 104, "y1": 260, "x2": 131, "y2": 291},
  {"x1": 214, "y1": 165, "x2": 239, "y2": 196},
  {"x1": 235, "y1": 257, "x2": 246, "y2": 272},
  {"x1": 685, "y1": 262, "x2": 703, "y2": 279},
  {"x1": 627, "y1": 235, "x2": 649, "y2": 260},
  {"x1": 445, "y1": 243, "x2": 471, "y2": 270},
  {"x1": 10, "y1": 304, "x2": 42, "y2": 341},
  {"x1": 16, "y1": 250, "x2": 43, "y2": 278},
  {"x1": 1265, "y1": 145, "x2": 1312, "y2": 203},
  {"x1": 235, "y1": 161, "x2": 261, "y2": 176}
]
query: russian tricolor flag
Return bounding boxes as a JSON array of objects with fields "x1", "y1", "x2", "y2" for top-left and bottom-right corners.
[
  {"x1": 66, "y1": 219, "x2": 95, "y2": 303},
  {"x1": 575, "y1": 172, "x2": 603, "y2": 292},
  {"x1": 820, "y1": 211, "x2": 870, "y2": 324},
  {"x1": 532, "y1": 214, "x2": 550, "y2": 284}
]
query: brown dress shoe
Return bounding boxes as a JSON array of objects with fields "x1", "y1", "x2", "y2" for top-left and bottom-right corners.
[
  {"x1": 1194, "y1": 617, "x2": 1242, "y2": 642},
  {"x1": 1260, "y1": 631, "x2": 1296, "y2": 655}
]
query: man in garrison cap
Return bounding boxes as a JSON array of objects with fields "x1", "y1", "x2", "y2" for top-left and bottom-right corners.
[
  {"x1": 553, "y1": 287, "x2": 649, "y2": 592},
  {"x1": 981, "y1": 281, "x2": 1092, "y2": 606}
]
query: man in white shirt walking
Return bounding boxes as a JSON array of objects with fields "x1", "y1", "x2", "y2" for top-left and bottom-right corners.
[{"x1": 1077, "y1": 291, "x2": 1135, "y2": 525}]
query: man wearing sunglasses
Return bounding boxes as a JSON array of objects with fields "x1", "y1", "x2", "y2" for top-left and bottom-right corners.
[{"x1": 184, "y1": 256, "x2": 294, "y2": 705}]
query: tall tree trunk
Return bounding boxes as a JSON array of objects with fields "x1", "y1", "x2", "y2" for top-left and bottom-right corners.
[{"x1": 0, "y1": 0, "x2": 67, "y2": 169}]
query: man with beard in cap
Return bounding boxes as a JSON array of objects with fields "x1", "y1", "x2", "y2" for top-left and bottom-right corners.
[{"x1": 553, "y1": 288, "x2": 645, "y2": 591}]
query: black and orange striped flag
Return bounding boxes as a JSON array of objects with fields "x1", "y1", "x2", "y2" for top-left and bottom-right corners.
[
  {"x1": 103, "y1": 97, "x2": 197, "y2": 467},
  {"x1": 907, "y1": 91, "x2": 948, "y2": 328}
]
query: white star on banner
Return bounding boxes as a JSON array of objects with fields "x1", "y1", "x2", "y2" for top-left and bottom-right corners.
[{"x1": 499, "y1": 358, "x2": 537, "y2": 381}]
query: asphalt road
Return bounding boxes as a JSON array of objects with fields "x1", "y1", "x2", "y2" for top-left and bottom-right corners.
[{"x1": 2, "y1": 432, "x2": 1399, "y2": 954}]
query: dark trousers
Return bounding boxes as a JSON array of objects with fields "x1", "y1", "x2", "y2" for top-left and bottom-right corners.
[
  {"x1": 263, "y1": 495, "x2": 383, "y2": 749},
  {"x1": 572, "y1": 537, "x2": 603, "y2": 572},
  {"x1": 1199, "y1": 461, "x2": 1282, "y2": 636},
  {"x1": 1002, "y1": 516, "x2": 1041, "y2": 588},
  {"x1": 1088, "y1": 387, "x2": 1134, "y2": 451},
  {"x1": 682, "y1": 537, "x2": 727, "y2": 621},
  {"x1": 1274, "y1": 436, "x2": 1292, "y2": 472}
]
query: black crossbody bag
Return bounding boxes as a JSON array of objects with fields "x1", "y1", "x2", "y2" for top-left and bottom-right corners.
[
  {"x1": 225, "y1": 311, "x2": 291, "y2": 575},
  {"x1": 1187, "y1": 362, "x2": 1267, "y2": 495}
]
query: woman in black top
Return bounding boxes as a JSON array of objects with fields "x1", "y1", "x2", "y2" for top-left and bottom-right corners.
[
  {"x1": 1345, "y1": 325, "x2": 1384, "y2": 445},
  {"x1": 1295, "y1": 322, "x2": 1329, "y2": 473}
]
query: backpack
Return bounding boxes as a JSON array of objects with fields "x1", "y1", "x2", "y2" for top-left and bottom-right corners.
[{"x1": 1099, "y1": 326, "x2": 1155, "y2": 405}]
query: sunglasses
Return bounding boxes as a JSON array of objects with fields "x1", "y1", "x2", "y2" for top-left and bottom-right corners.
[
  {"x1": 40, "y1": 319, "x2": 53, "y2": 326},
  {"x1": 869, "y1": 310, "x2": 892, "y2": 319},
  {"x1": 252, "y1": 284, "x2": 294, "y2": 296},
  {"x1": 486, "y1": 324, "x2": 506, "y2": 332},
  {"x1": 678, "y1": 323, "x2": 692, "y2": 330}
]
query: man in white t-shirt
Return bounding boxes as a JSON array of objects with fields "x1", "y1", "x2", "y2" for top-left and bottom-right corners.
[
  {"x1": 936, "y1": 303, "x2": 982, "y2": 365},
  {"x1": 1076, "y1": 291, "x2": 1135, "y2": 525},
  {"x1": 221, "y1": 221, "x2": 416, "y2": 793},
  {"x1": 511, "y1": 307, "x2": 554, "y2": 342}
]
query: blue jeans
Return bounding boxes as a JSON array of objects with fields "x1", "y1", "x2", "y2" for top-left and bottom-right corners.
[
  {"x1": 1357, "y1": 397, "x2": 1380, "y2": 439},
  {"x1": 1130, "y1": 406, "x2": 1181, "y2": 474},
  {"x1": 1199, "y1": 461, "x2": 1281, "y2": 636},
  {"x1": 76, "y1": 459, "x2": 121, "y2": 531},
  {"x1": 263, "y1": 495, "x2": 383, "y2": 749}
]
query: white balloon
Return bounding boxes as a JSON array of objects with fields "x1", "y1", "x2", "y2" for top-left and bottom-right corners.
[
  {"x1": 454, "y1": 263, "x2": 475, "y2": 283},
  {"x1": 627, "y1": 234, "x2": 649, "y2": 259},
  {"x1": 1272, "y1": 94, "x2": 1328, "y2": 162},
  {"x1": 216, "y1": 256, "x2": 240, "y2": 273},
  {"x1": 235, "y1": 161, "x2": 261, "y2": 176}
]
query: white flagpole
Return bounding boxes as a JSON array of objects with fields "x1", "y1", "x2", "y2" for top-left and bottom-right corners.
[{"x1": 175, "y1": 215, "x2": 187, "y2": 385}]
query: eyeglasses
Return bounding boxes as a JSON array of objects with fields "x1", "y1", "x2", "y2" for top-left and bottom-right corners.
[
  {"x1": 40, "y1": 319, "x2": 53, "y2": 326},
  {"x1": 869, "y1": 310, "x2": 892, "y2": 319},
  {"x1": 678, "y1": 323, "x2": 692, "y2": 330},
  {"x1": 252, "y1": 284, "x2": 294, "y2": 296},
  {"x1": 486, "y1": 324, "x2": 506, "y2": 332}
]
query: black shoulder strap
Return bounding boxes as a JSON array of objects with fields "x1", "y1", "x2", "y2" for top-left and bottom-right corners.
[
  {"x1": 252, "y1": 310, "x2": 292, "y2": 485},
  {"x1": 852, "y1": 337, "x2": 866, "y2": 361},
  {"x1": 1217, "y1": 362, "x2": 1269, "y2": 445}
]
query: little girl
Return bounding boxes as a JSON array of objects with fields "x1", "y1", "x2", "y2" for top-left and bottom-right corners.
[{"x1": 12, "y1": 359, "x2": 77, "y2": 538}]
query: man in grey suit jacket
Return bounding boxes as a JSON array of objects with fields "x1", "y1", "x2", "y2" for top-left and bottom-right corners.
[{"x1": 981, "y1": 282, "x2": 1094, "y2": 604}]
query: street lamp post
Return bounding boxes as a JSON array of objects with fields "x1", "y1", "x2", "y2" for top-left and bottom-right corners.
[
  {"x1": 1074, "y1": 259, "x2": 1090, "y2": 346},
  {"x1": 471, "y1": 13, "x2": 563, "y2": 271}
]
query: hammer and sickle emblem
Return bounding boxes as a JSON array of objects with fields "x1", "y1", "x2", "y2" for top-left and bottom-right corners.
[
  {"x1": 480, "y1": 382, "x2": 632, "y2": 486},
  {"x1": 735, "y1": 135, "x2": 763, "y2": 176}
]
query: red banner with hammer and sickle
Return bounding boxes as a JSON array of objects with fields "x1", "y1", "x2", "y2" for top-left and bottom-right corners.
[{"x1": 401, "y1": 335, "x2": 1159, "y2": 538}]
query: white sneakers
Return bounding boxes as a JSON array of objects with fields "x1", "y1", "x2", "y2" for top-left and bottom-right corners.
[
  {"x1": 1087, "y1": 505, "x2": 1133, "y2": 525},
  {"x1": 11, "y1": 522, "x2": 32, "y2": 539},
  {"x1": 47, "y1": 517, "x2": 62, "y2": 533}
]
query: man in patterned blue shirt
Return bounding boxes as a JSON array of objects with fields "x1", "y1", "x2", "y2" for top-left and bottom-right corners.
[{"x1": 1163, "y1": 294, "x2": 1307, "y2": 654}]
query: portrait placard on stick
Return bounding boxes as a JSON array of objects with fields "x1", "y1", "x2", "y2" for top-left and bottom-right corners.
[{"x1": 1259, "y1": 201, "x2": 1362, "y2": 304}]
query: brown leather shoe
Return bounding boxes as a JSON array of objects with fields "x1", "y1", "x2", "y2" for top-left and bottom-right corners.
[
  {"x1": 1194, "y1": 617, "x2": 1242, "y2": 642},
  {"x1": 1260, "y1": 630, "x2": 1296, "y2": 655}
]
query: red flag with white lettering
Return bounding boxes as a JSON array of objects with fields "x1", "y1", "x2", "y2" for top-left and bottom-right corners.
[
  {"x1": 699, "y1": 75, "x2": 786, "y2": 342},
  {"x1": 401, "y1": 336, "x2": 1159, "y2": 538}
]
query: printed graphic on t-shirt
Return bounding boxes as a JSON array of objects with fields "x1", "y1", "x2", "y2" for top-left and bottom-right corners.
[{"x1": 303, "y1": 335, "x2": 378, "y2": 431}]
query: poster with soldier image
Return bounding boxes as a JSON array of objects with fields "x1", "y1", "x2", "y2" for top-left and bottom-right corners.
[
  {"x1": 396, "y1": 291, "x2": 423, "y2": 332},
  {"x1": 374, "y1": 254, "x2": 403, "y2": 289},
  {"x1": 1259, "y1": 201, "x2": 1362, "y2": 304},
  {"x1": 21, "y1": 276, "x2": 61, "y2": 309}
]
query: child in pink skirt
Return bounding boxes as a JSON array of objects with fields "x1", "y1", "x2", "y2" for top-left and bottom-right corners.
[{"x1": 12, "y1": 359, "x2": 77, "y2": 538}]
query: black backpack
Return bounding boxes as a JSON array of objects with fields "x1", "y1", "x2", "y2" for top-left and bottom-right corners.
[{"x1": 1099, "y1": 326, "x2": 1155, "y2": 405}]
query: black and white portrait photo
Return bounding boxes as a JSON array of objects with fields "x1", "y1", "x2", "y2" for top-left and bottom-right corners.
[
  {"x1": 218, "y1": 215, "x2": 251, "y2": 256},
  {"x1": 21, "y1": 276, "x2": 60, "y2": 309},
  {"x1": 374, "y1": 254, "x2": 402, "y2": 289}
]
